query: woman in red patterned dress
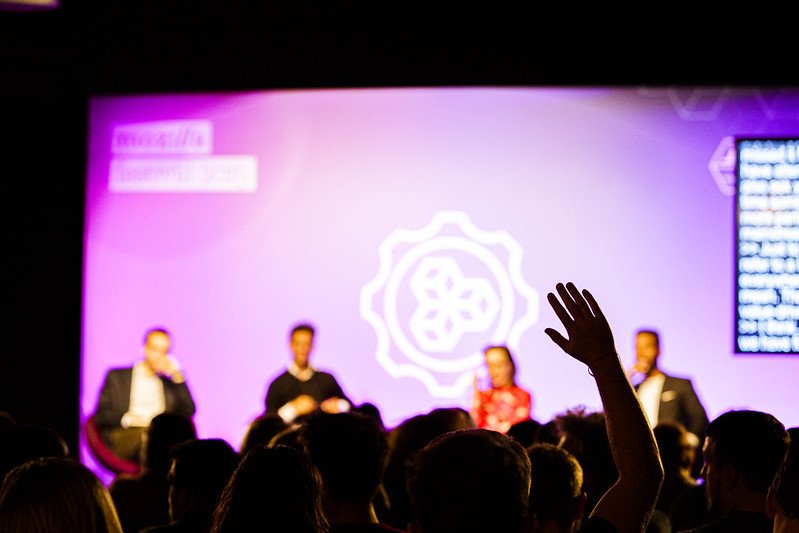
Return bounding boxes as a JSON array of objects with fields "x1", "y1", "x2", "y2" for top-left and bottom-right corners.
[{"x1": 470, "y1": 345, "x2": 532, "y2": 433}]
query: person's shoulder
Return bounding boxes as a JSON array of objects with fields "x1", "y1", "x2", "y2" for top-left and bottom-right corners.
[
  {"x1": 268, "y1": 369, "x2": 291, "y2": 381},
  {"x1": 105, "y1": 366, "x2": 133, "y2": 378},
  {"x1": 663, "y1": 374, "x2": 694, "y2": 386}
]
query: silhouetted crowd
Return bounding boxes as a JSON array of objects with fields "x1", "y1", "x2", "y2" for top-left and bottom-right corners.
[{"x1": 1, "y1": 283, "x2": 797, "y2": 533}]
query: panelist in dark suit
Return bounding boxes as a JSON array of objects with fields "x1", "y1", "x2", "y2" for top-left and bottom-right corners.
[
  {"x1": 93, "y1": 327, "x2": 196, "y2": 461},
  {"x1": 628, "y1": 329, "x2": 709, "y2": 445}
]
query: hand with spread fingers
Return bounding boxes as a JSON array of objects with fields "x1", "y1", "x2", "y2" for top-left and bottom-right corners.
[
  {"x1": 544, "y1": 282, "x2": 617, "y2": 368},
  {"x1": 542, "y1": 281, "x2": 663, "y2": 533}
]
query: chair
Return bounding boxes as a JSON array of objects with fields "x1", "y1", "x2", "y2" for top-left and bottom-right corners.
[{"x1": 85, "y1": 414, "x2": 141, "y2": 476}]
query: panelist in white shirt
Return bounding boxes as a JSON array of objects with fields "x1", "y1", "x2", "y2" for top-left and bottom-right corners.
[
  {"x1": 93, "y1": 327, "x2": 196, "y2": 462},
  {"x1": 628, "y1": 328, "x2": 709, "y2": 447}
]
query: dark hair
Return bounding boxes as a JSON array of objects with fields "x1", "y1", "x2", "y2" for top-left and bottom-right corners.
[
  {"x1": 0, "y1": 457, "x2": 122, "y2": 533},
  {"x1": 143, "y1": 327, "x2": 170, "y2": 345},
  {"x1": 143, "y1": 413, "x2": 197, "y2": 473},
  {"x1": 239, "y1": 414, "x2": 290, "y2": 457},
  {"x1": 0, "y1": 423, "x2": 69, "y2": 482},
  {"x1": 407, "y1": 428, "x2": 530, "y2": 532},
  {"x1": 705, "y1": 410, "x2": 789, "y2": 492},
  {"x1": 528, "y1": 443, "x2": 583, "y2": 525},
  {"x1": 291, "y1": 323, "x2": 315, "y2": 338},
  {"x1": 635, "y1": 329, "x2": 660, "y2": 348},
  {"x1": 383, "y1": 407, "x2": 476, "y2": 530},
  {"x1": 211, "y1": 444, "x2": 329, "y2": 533},
  {"x1": 772, "y1": 427, "x2": 799, "y2": 518},
  {"x1": 169, "y1": 438, "x2": 240, "y2": 514},
  {"x1": 654, "y1": 421, "x2": 695, "y2": 474},
  {"x1": 483, "y1": 344, "x2": 517, "y2": 380},
  {"x1": 301, "y1": 411, "x2": 388, "y2": 504},
  {"x1": 507, "y1": 418, "x2": 543, "y2": 449},
  {"x1": 555, "y1": 407, "x2": 617, "y2": 518}
]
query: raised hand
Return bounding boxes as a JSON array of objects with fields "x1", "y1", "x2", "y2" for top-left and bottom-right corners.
[{"x1": 543, "y1": 282, "x2": 617, "y2": 368}]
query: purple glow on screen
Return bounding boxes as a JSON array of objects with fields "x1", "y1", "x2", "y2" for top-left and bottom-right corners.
[{"x1": 81, "y1": 87, "x2": 799, "y2": 483}]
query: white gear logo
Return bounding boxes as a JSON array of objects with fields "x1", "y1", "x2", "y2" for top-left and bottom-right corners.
[{"x1": 360, "y1": 211, "x2": 538, "y2": 398}]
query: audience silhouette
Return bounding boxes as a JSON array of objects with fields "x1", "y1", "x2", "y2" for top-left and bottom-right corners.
[
  {"x1": 766, "y1": 426, "x2": 798, "y2": 532},
  {"x1": 679, "y1": 409, "x2": 789, "y2": 533},
  {"x1": 381, "y1": 406, "x2": 475, "y2": 530},
  {"x1": 0, "y1": 422, "x2": 69, "y2": 483},
  {"x1": 141, "y1": 438, "x2": 240, "y2": 533},
  {"x1": 210, "y1": 443, "x2": 329, "y2": 533},
  {"x1": 407, "y1": 428, "x2": 531, "y2": 532},
  {"x1": 0, "y1": 456, "x2": 123, "y2": 533},
  {"x1": 110, "y1": 412, "x2": 197, "y2": 533},
  {"x1": 300, "y1": 411, "x2": 401, "y2": 532},
  {"x1": 526, "y1": 442, "x2": 586, "y2": 533},
  {"x1": 238, "y1": 413, "x2": 290, "y2": 457},
  {"x1": 5, "y1": 283, "x2": 799, "y2": 533}
]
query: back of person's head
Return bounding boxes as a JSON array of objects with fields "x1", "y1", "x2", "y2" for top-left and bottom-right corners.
[
  {"x1": 406, "y1": 428, "x2": 531, "y2": 533},
  {"x1": 239, "y1": 413, "x2": 290, "y2": 457},
  {"x1": 268, "y1": 423, "x2": 305, "y2": 450},
  {"x1": 301, "y1": 411, "x2": 388, "y2": 505},
  {"x1": 0, "y1": 423, "x2": 69, "y2": 481},
  {"x1": 169, "y1": 438, "x2": 240, "y2": 520},
  {"x1": 704, "y1": 409, "x2": 789, "y2": 493},
  {"x1": 0, "y1": 457, "x2": 123, "y2": 533},
  {"x1": 527, "y1": 443, "x2": 585, "y2": 530},
  {"x1": 507, "y1": 418, "x2": 543, "y2": 449},
  {"x1": 383, "y1": 407, "x2": 476, "y2": 529},
  {"x1": 351, "y1": 402, "x2": 386, "y2": 432},
  {"x1": 143, "y1": 413, "x2": 197, "y2": 474},
  {"x1": 210, "y1": 444, "x2": 329, "y2": 533},
  {"x1": 769, "y1": 427, "x2": 799, "y2": 520},
  {"x1": 555, "y1": 407, "x2": 617, "y2": 513},
  {"x1": 654, "y1": 421, "x2": 696, "y2": 477}
]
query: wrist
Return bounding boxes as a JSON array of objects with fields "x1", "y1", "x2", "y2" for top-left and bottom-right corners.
[{"x1": 586, "y1": 352, "x2": 619, "y2": 375}]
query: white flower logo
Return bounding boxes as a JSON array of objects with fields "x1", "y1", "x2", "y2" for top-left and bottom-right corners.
[{"x1": 360, "y1": 211, "x2": 538, "y2": 397}]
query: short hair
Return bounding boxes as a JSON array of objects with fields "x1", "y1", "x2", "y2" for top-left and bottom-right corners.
[
  {"x1": 705, "y1": 410, "x2": 789, "y2": 492},
  {"x1": 143, "y1": 413, "x2": 197, "y2": 473},
  {"x1": 406, "y1": 428, "x2": 531, "y2": 532},
  {"x1": 301, "y1": 411, "x2": 388, "y2": 504},
  {"x1": 0, "y1": 457, "x2": 123, "y2": 532},
  {"x1": 383, "y1": 407, "x2": 476, "y2": 530},
  {"x1": 772, "y1": 427, "x2": 799, "y2": 518},
  {"x1": 143, "y1": 327, "x2": 170, "y2": 345},
  {"x1": 654, "y1": 421, "x2": 695, "y2": 474},
  {"x1": 169, "y1": 438, "x2": 240, "y2": 512},
  {"x1": 291, "y1": 323, "x2": 315, "y2": 338},
  {"x1": 528, "y1": 443, "x2": 583, "y2": 525},
  {"x1": 483, "y1": 344, "x2": 517, "y2": 380},
  {"x1": 636, "y1": 329, "x2": 660, "y2": 348}
]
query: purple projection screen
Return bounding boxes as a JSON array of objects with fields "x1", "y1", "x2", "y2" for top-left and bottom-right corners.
[{"x1": 81, "y1": 87, "x2": 799, "y2": 483}]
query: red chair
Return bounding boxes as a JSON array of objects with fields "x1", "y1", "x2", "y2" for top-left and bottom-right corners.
[{"x1": 85, "y1": 414, "x2": 141, "y2": 476}]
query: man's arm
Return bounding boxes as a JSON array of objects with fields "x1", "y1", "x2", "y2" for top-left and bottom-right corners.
[
  {"x1": 93, "y1": 369, "x2": 128, "y2": 427},
  {"x1": 544, "y1": 282, "x2": 663, "y2": 533},
  {"x1": 163, "y1": 378, "x2": 196, "y2": 417}
]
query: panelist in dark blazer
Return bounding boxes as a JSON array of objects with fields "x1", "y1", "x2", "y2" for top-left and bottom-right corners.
[
  {"x1": 628, "y1": 329, "x2": 709, "y2": 445},
  {"x1": 93, "y1": 327, "x2": 196, "y2": 461}
]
